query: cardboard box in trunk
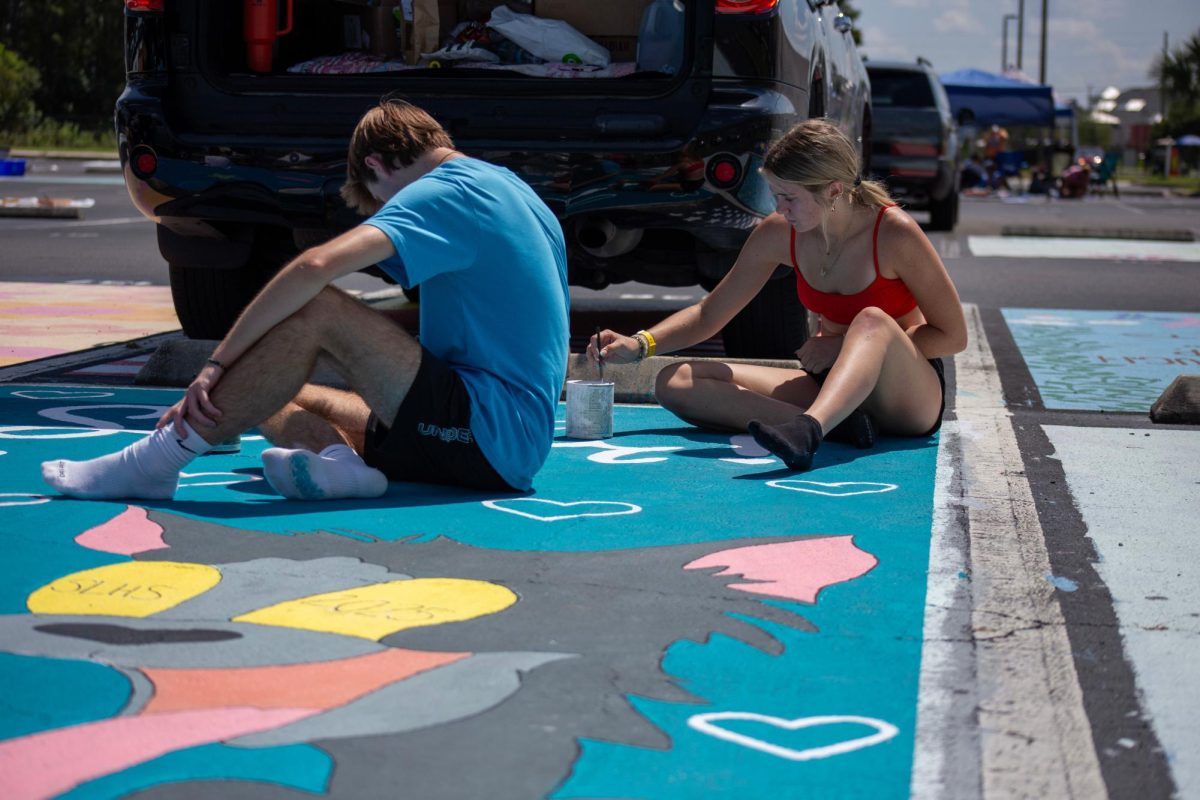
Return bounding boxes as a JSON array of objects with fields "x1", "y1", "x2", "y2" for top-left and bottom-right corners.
[
  {"x1": 534, "y1": 0, "x2": 652, "y2": 37},
  {"x1": 592, "y1": 35, "x2": 637, "y2": 63}
]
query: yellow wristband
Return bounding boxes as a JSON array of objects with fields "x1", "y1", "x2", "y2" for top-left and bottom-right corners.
[{"x1": 636, "y1": 329, "x2": 657, "y2": 359}]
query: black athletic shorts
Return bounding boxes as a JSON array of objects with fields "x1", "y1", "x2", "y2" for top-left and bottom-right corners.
[
  {"x1": 362, "y1": 347, "x2": 518, "y2": 492},
  {"x1": 809, "y1": 356, "x2": 946, "y2": 437}
]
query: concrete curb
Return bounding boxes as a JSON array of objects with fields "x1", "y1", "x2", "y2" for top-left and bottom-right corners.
[
  {"x1": 135, "y1": 339, "x2": 797, "y2": 403},
  {"x1": 8, "y1": 148, "x2": 118, "y2": 161},
  {"x1": 1150, "y1": 374, "x2": 1200, "y2": 424},
  {"x1": 1001, "y1": 225, "x2": 1195, "y2": 242}
]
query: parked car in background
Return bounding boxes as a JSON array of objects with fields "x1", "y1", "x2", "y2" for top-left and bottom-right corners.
[
  {"x1": 864, "y1": 58, "x2": 961, "y2": 230},
  {"x1": 117, "y1": 0, "x2": 871, "y2": 357}
]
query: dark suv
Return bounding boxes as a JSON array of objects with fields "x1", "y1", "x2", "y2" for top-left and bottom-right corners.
[
  {"x1": 118, "y1": 0, "x2": 870, "y2": 356},
  {"x1": 864, "y1": 58, "x2": 960, "y2": 230}
]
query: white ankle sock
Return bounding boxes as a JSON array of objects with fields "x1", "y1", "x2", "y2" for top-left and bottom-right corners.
[
  {"x1": 41, "y1": 421, "x2": 213, "y2": 500},
  {"x1": 261, "y1": 444, "x2": 388, "y2": 500}
]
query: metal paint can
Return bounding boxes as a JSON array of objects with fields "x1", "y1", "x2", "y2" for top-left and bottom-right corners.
[{"x1": 565, "y1": 380, "x2": 614, "y2": 439}]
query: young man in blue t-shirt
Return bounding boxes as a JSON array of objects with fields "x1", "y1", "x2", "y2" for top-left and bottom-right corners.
[{"x1": 43, "y1": 100, "x2": 569, "y2": 500}]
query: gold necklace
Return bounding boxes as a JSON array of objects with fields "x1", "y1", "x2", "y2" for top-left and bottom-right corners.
[{"x1": 819, "y1": 243, "x2": 842, "y2": 278}]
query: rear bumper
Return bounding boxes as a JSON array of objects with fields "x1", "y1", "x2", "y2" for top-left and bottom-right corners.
[
  {"x1": 871, "y1": 156, "x2": 958, "y2": 207},
  {"x1": 117, "y1": 80, "x2": 798, "y2": 236}
]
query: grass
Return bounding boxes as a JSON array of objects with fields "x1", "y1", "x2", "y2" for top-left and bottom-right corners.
[
  {"x1": 1122, "y1": 166, "x2": 1200, "y2": 193},
  {"x1": 1, "y1": 119, "x2": 116, "y2": 152}
]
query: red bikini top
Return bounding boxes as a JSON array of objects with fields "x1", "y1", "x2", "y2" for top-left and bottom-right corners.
[{"x1": 791, "y1": 205, "x2": 918, "y2": 326}]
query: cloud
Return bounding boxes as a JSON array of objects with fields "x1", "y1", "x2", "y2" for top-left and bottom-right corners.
[
  {"x1": 858, "y1": 28, "x2": 915, "y2": 62},
  {"x1": 934, "y1": 9, "x2": 984, "y2": 35}
]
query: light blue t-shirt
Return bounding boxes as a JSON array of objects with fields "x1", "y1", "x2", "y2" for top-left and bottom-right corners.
[{"x1": 363, "y1": 158, "x2": 569, "y2": 490}]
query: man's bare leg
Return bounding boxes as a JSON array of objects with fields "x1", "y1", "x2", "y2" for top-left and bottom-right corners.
[
  {"x1": 256, "y1": 388, "x2": 385, "y2": 500},
  {"x1": 43, "y1": 288, "x2": 417, "y2": 500}
]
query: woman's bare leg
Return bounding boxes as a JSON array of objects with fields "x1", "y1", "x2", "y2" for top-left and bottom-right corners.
[
  {"x1": 654, "y1": 361, "x2": 820, "y2": 431},
  {"x1": 749, "y1": 307, "x2": 943, "y2": 470}
]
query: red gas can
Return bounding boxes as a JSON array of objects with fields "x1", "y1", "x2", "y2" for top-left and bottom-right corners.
[{"x1": 243, "y1": 0, "x2": 294, "y2": 73}]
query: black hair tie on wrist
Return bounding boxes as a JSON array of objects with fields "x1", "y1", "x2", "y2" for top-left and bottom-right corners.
[{"x1": 206, "y1": 357, "x2": 227, "y2": 371}]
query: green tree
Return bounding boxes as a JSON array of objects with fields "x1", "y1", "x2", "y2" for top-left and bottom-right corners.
[
  {"x1": 0, "y1": 1, "x2": 124, "y2": 131},
  {"x1": 1151, "y1": 28, "x2": 1200, "y2": 137},
  {"x1": 0, "y1": 42, "x2": 41, "y2": 132}
]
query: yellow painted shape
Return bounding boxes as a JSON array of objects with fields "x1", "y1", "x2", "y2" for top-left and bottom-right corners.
[
  {"x1": 233, "y1": 578, "x2": 517, "y2": 641},
  {"x1": 27, "y1": 562, "x2": 221, "y2": 618}
]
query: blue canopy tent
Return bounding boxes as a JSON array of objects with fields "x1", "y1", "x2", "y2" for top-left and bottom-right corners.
[{"x1": 939, "y1": 68, "x2": 1055, "y2": 127}]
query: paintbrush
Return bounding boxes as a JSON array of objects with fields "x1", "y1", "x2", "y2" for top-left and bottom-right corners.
[{"x1": 595, "y1": 326, "x2": 604, "y2": 382}]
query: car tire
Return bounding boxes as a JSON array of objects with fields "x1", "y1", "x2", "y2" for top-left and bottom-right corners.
[
  {"x1": 167, "y1": 229, "x2": 294, "y2": 340},
  {"x1": 721, "y1": 273, "x2": 809, "y2": 359},
  {"x1": 168, "y1": 262, "x2": 277, "y2": 340},
  {"x1": 928, "y1": 190, "x2": 959, "y2": 231}
]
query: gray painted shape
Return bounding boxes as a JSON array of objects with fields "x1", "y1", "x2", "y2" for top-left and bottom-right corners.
[
  {"x1": 113, "y1": 511, "x2": 827, "y2": 798},
  {"x1": 230, "y1": 651, "x2": 572, "y2": 747},
  {"x1": 0, "y1": 615, "x2": 380, "y2": 668},
  {"x1": 156, "y1": 557, "x2": 412, "y2": 622}
]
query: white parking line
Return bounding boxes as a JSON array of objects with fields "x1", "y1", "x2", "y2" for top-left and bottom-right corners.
[
  {"x1": 968, "y1": 236, "x2": 1200, "y2": 262},
  {"x1": 2, "y1": 216, "x2": 150, "y2": 232},
  {"x1": 914, "y1": 303, "x2": 1106, "y2": 799}
]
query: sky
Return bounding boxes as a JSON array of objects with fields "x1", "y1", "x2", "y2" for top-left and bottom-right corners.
[{"x1": 855, "y1": 0, "x2": 1199, "y2": 105}]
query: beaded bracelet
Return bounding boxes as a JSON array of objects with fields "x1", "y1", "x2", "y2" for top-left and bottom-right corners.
[{"x1": 633, "y1": 334, "x2": 648, "y2": 361}]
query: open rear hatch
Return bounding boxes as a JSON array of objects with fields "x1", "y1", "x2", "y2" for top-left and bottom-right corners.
[{"x1": 168, "y1": 0, "x2": 710, "y2": 144}]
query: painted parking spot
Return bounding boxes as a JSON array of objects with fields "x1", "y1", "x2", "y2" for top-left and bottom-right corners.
[
  {"x1": 1044, "y1": 425, "x2": 1200, "y2": 797},
  {"x1": 969, "y1": 236, "x2": 1200, "y2": 262},
  {"x1": 1002, "y1": 309, "x2": 1200, "y2": 411},
  {"x1": 0, "y1": 384, "x2": 943, "y2": 799},
  {"x1": 0, "y1": 282, "x2": 178, "y2": 367}
]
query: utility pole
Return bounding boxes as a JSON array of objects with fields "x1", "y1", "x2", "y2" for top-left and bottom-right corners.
[
  {"x1": 1160, "y1": 32, "x2": 1168, "y2": 123},
  {"x1": 1038, "y1": 0, "x2": 1048, "y2": 84},
  {"x1": 1017, "y1": 0, "x2": 1025, "y2": 70},
  {"x1": 1003, "y1": 15, "x2": 1018, "y2": 71}
]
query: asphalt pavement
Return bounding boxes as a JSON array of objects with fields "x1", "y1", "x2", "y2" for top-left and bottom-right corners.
[{"x1": 0, "y1": 183, "x2": 1198, "y2": 799}]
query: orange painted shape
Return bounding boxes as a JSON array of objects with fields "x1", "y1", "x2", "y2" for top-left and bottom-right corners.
[{"x1": 141, "y1": 647, "x2": 469, "y2": 714}]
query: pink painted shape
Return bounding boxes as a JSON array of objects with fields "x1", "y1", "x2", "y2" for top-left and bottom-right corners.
[
  {"x1": 7, "y1": 306, "x2": 119, "y2": 317},
  {"x1": 74, "y1": 505, "x2": 168, "y2": 555},
  {"x1": 0, "y1": 346, "x2": 65, "y2": 358},
  {"x1": 0, "y1": 706, "x2": 317, "y2": 800},
  {"x1": 685, "y1": 536, "x2": 878, "y2": 603},
  {"x1": 1164, "y1": 317, "x2": 1200, "y2": 328}
]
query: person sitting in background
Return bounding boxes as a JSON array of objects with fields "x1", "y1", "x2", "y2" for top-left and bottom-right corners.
[
  {"x1": 589, "y1": 119, "x2": 968, "y2": 472},
  {"x1": 1059, "y1": 157, "x2": 1091, "y2": 199}
]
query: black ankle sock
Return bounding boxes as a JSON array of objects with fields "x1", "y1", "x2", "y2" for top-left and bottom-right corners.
[
  {"x1": 747, "y1": 413, "x2": 823, "y2": 471},
  {"x1": 824, "y1": 408, "x2": 877, "y2": 450}
]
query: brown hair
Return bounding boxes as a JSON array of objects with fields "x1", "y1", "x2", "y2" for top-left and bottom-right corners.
[
  {"x1": 341, "y1": 99, "x2": 455, "y2": 214},
  {"x1": 763, "y1": 118, "x2": 892, "y2": 208}
]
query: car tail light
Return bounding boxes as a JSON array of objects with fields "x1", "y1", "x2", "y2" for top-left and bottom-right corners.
[
  {"x1": 890, "y1": 142, "x2": 940, "y2": 157},
  {"x1": 130, "y1": 147, "x2": 158, "y2": 179},
  {"x1": 705, "y1": 153, "x2": 744, "y2": 189},
  {"x1": 126, "y1": 0, "x2": 165, "y2": 10},
  {"x1": 716, "y1": 0, "x2": 780, "y2": 14}
]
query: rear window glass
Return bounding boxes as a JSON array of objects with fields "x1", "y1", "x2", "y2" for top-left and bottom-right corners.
[{"x1": 868, "y1": 70, "x2": 936, "y2": 108}]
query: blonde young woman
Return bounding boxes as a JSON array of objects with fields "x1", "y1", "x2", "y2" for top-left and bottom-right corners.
[{"x1": 590, "y1": 119, "x2": 967, "y2": 471}]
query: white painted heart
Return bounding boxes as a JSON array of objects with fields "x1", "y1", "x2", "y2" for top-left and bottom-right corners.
[
  {"x1": 767, "y1": 479, "x2": 897, "y2": 497},
  {"x1": 13, "y1": 390, "x2": 114, "y2": 400},
  {"x1": 482, "y1": 498, "x2": 642, "y2": 522},
  {"x1": 688, "y1": 712, "x2": 898, "y2": 761}
]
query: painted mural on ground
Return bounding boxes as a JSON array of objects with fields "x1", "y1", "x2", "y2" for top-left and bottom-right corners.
[
  {"x1": 1003, "y1": 309, "x2": 1200, "y2": 412},
  {"x1": 0, "y1": 384, "x2": 940, "y2": 798}
]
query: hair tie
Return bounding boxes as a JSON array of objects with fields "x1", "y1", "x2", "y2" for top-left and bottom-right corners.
[{"x1": 853, "y1": 176, "x2": 862, "y2": 187}]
